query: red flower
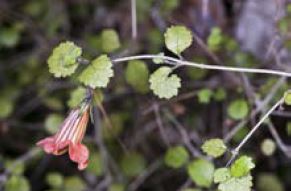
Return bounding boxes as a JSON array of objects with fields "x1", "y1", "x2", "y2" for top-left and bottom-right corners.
[{"x1": 37, "y1": 104, "x2": 90, "y2": 170}]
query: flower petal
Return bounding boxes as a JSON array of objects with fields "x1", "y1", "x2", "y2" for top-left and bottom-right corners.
[
  {"x1": 69, "y1": 143, "x2": 89, "y2": 170},
  {"x1": 36, "y1": 137, "x2": 56, "y2": 153}
]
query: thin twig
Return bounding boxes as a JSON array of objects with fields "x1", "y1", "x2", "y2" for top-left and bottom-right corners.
[
  {"x1": 226, "y1": 97, "x2": 284, "y2": 166},
  {"x1": 112, "y1": 55, "x2": 291, "y2": 77},
  {"x1": 131, "y1": 0, "x2": 137, "y2": 39}
]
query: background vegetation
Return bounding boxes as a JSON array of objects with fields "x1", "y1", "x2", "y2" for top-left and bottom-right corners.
[{"x1": 0, "y1": 0, "x2": 291, "y2": 190}]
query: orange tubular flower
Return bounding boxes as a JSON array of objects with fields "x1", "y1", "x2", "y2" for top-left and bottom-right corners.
[{"x1": 37, "y1": 104, "x2": 90, "y2": 170}]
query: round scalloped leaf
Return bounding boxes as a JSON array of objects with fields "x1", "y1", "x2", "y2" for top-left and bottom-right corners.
[
  {"x1": 164, "y1": 146, "x2": 189, "y2": 168},
  {"x1": 201, "y1": 138, "x2": 227, "y2": 158},
  {"x1": 120, "y1": 152, "x2": 146, "y2": 177},
  {"x1": 46, "y1": 172, "x2": 64, "y2": 188},
  {"x1": 164, "y1": 25, "x2": 193, "y2": 55},
  {"x1": 5, "y1": 175, "x2": 30, "y2": 191},
  {"x1": 149, "y1": 67, "x2": 181, "y2": 99},
  {"x1": 261, "y1": 139, "x2": 276, "y2": 156},
  {"x1": 187, "y1": 159, "x2": 214, "y2": 188},
  {"x1": 101, "y1": 29, "x2": 121, "y2": 53},
  {"x1": 230, "y1": 156, "x2": 255, "y2": 178},
  {"x1": 218, "y1": 175, "x2": 253, "y2": 191},
  {"x1": 125, "y1": 60, "x2": 150, "y2": 93},
  {"x1": 214, "y1": 168, "x2": 231, "y2": 183},
  {"x1": 67, "y1": 87, "x2": 87, "y2": 108},
  {"x1": 256, "y1": 173, "x2": 284, "y2": 191},
  {"x1": 48, "y1": 41, "x2": 82, "y2": 77},
  {"x1": 44, "y1": 114, "x2": 64, "y2": 134},
  {"x1": 78, "y1": 55, "x2": 114, "y2": 88},
  {"x1": 227, "y1": 99, "x2": 249, "y2": 120}
]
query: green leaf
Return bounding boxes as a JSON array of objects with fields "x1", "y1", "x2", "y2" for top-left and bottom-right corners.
[
  {"x1": 5, "y1": 175, "x2": 30, "y2": 191},
  {"x1": 44, "y1": 114, "x2": 64, "y2": 134},
  {"x1": 197, "y1": 89, "x2": 213, "y2": 104},
  {"x1": 101, "y1": 29, "x2": 121, "y2": 53},
  {"x1": 87, "y1": 152, "x2": 103, "y2": 176},
  {"x1": 182, "y1": 189, "x2": 201, "y2": 191},
  {"x1": 0, "y1": 25, "x2": 21, "y2": 48},
  {"x1": 218, "y1": 175, "x2": 253, "y2": 191},
  {"x1": 125, "y1": 60, "x2": 150, "y2": 93},
  {"x1": 48, "y1": 41, "x2": 82, "y2": 77},
  {"x1": 121, "y1": 152, "x2": 146, "y2": 177},
  {"x1": 230, "y1": 156, "x2": 255, "y2": 178},
  {"x1": 187, "y1": 159, "x2": 214, "y2": 188},
  {"x1": 153, "y1": 52, "x2": 165, "y2": 64},
  {"x1": 201, "y1": 138, "x2": 227, "y2": 158},
  {"x1": 207, "y1": 27, "x2": 223, "y2": 51},
  {"x1": 109, "y1": 183, "x2": 125, "y2": 191},
  {"x1": 63, "y1": 176, "x2": 85, "y2": 191},
  {"x1": 213, "y1": 88, "x2": 226, "y2": 101},
  {"x1": 256, "y1": 173, "x2": 284, "y2": 191},
  {"x1": 261, "y1": 139, "x2": 276, "y2": 156},
  {"x1": 5, "y1": 160, "x2": 25, "y2": 175},
  {"x1": 164, "y1": 25, "x2": 193, "y2": 55},
  {"x1": 0, "y1": 96, "x2": 14, "y2": 118},
  {"x1": 214, "y1": 168, "x2": 231, "y2": 183},
  {"x1": 164, "y1": 146, "x2": 189, "y2": 168},
  {"x1": 46, "y1": 172, "x2": 64, "y2": 188},
  {"x1": 284, "y1": 90, "x2": 291, "y2": 105},
  {"x1": 227, "y1": 99, "x2": 249, "y2": 120},
  {"x1": 78, "y1": 55, "x2": 114, "y2": 88},
  {"x1": 287, "y1": 122, "x2": 291, "y2": 136},
  {"x1": 149, "y1": 67, "x2": 181, "y2": 99},
  {"x1": 67, "y1": 87, "x2": 87, "y2": 108}
]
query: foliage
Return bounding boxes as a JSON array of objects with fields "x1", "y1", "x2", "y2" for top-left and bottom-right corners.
[
  {"x1": 201, "y1": 138, "x2": 227, "y2": 158},
  {"x1": 120, "y1": 152, "x2": 146, "y2": 177},
  {"x1": 101, "y1": 29, "x2": 121, "y2": 53},
  {"x1": 149, "y1": 67, "x2": 181, "y2": 99},
  {"x1": 164, "y1": 25, "x2": 193, "y2": 55},
  {"x1": 187, "y1": 159, "x2": 214, "y2": 188},
  {"x1": 230, "y1": 156, "x2": 255, "y2": 178},
  {"x1": 261, "y1": 139, "x2": 276, "y2": 156},
  {"x1": 213, "y1": 168, "x2": 231, "y2": 183},
  {"x1": 227, "y1": 99, "x2": 249, "y2": 120},
  {"x1": 164, "y1": 146, "x2": 189, "y2": 168},
  {"x1": 48, "y1": 41, "x2": 82, "y2": 77},
  {"x1": 218, "y1": 175, "x2": 253, "y2": 191},
  {"x1": 125, "y1": 60, "x2": 150, "y2": 93},
  {"x1": 78, "y1": 55, "x2": 114, "y2": 88}
]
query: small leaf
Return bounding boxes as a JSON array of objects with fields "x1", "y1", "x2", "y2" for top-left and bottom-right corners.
[
  {"x1": 213, "y1": 88, "x2": 226, "y2": 101},
  {"x1": 120, "y1": 152, "x2": 146, "y2": 177},
  {"x1": 218, "y1": 175, "x2": 253, "y2": 191},
  {"x1": 67, "y1": 87, "x2": 87, "y2": 108},
  {"x1": 46, "y1": 172, "x2": 64, "y2": 188},
  {"x1": 256, "y1": 173, "x2": 284, "y2": 191},
  {"x1": 284, "y1": 90, "x2": 291, "y2": 105},
  {"x1": 230, "y1": 156, "x2": 255, "y2": 178},
  {"x1": 187, "y1": 159, "x2": 214, "y2": 188},
  {"x1": 87, "y1": 152, "x2": 103, "y2": 176},
  {"x1": 48, "y1": 41, "x2": 82, "y2": 77},
  {"x1": 261, "y1": 139, "x2": 276, "y2": 156},
  {"x1": 197, "y1": 89, "x2": 213, "y2": 104},
  {"x1": 227, "y1": 99, "x2": 249, "y2": 120},
  {"x1": 164, "y1": 146, "x2": 189, "y2": 168},
  {"x1": 149, "y1": 67, "x2": 181, "y2": 99},
  {"x1": 207, "y1": 27, "x2": 223, "y2": 51},
  {"x1": 79, "y1": 55, "x2": 114, "y2": 88},
  {"x1": 164, "y1": 25, "x2": 193, "y2": 55},
  {"x1": 109, "y1": 183, "x2": 125, "y2": 191},
  {"x1": 0, "y1": 96, "x2": 14, "y2": 118},
  {"x1": 101, "y1": 29, "x2": 121, "y2": 53},
  {"x1": 125, "y1": 60, "x2": 150, "y2": 93},
  {"x1": 44, "y1": 114, "x2": 64, "y2": 134},
  {"x1": 5, "y1": 175, "x2": 30, "y2": 191},
  {"x1": 63, "y1": 176, "x2": 85, "y2": 191},
  {"x1": 201, "y1": 138, "x2": 227, "y2": 158},
  {"x1": 153, "y1": 52, "x2": 165, "y2": 64},
  {"x1": 214, "y1": 168, "x2": 231, "y2": 183}
]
